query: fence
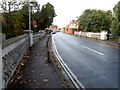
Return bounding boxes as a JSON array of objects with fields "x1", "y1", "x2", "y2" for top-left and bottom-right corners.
[
  {"x1": 74, "y1": 31, "x2": 108, "y2": 40},
  {"x1": 1, "y1": 32, "x2": 45, "y2": 88}
]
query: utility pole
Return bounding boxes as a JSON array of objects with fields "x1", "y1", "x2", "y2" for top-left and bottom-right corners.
[
  {"x1": 0, "y1": 6, "x2": 3, "y2": 89},
  {"x1": 29, "y1": 0, "x2": 31, "y2": 30},
  {"x1": 28, "y1": 0, "x2": 33, "y2": 48}
]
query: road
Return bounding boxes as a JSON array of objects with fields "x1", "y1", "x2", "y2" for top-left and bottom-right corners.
[{"x1": 53, "y1": 32, "x2": 119, "y2": 88}]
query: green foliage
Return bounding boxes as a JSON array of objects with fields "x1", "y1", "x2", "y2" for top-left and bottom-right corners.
[
  {"x1": 1, "y1": 1, "x2": 56, "y2": 39},
  {"x1": 37, "y1": 2, "x2": 56, "y2": 30},
  {"x1": 110, "y1": 1, "x2": 120, "y2": 39},
  {"x1": 1, "y1": 0, "x2": 28, "y2": 39},
  {"x1": 78, "y1": 9, "x2": 112, "y2": 32}
]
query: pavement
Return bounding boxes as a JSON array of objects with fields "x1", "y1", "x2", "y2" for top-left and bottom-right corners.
[
  {"x1": 53, "y1": 32, "x2": 119, "y2": 88},
  {"x1": 7, "y1": 34, "x2": 62, "y2": 88}
]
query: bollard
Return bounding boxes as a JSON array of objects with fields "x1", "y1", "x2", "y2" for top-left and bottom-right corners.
[
  {"x1": 46, "y1": 36, "x2": 50, "y2": 47},
  {"x1": 47, "y1": 51, "x2": 51, "y2": 63},
  {"x1": 46, "y1": 41, "x2": 48, "y2": 47},
  {"x1": 0, "y1": 44, "x2": 3, "y2": 89}
]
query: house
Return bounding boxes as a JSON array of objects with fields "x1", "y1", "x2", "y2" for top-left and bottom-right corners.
[
  {"x1": 49, "y1": 24, "x2": 58, "y2": 30},
  {"x1": 64, "y1": 20, "x2": 78, "y2": 34}
]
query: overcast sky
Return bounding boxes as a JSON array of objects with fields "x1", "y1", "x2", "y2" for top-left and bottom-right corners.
[
  {"x1": 37, "y1": 0, "x2": 120, "y2": 28},
  {"x1": 1, "y1": 0, "x2": 119, "y2": 28}
]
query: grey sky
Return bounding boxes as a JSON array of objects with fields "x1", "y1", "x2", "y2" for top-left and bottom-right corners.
[
  {"x1": 37, "y1": 0, "x2": 119, "y2": 28},
  {"x1": 0, "y1": 0, "x2": 119, "y2": 27}
]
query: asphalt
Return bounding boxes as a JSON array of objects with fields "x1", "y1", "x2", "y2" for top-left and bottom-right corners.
[
  {"x1": 76, "y1": 35, "x2": 120, "y2": 48},
  {"x1": 53, "y1": 32, "x2": 119, "y2": 88},
  {"x1": 7, "y1": 34, "x2": 61, "y2": 88}
]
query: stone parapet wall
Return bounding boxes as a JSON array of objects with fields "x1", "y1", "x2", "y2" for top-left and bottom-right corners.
[
  {"x1": 33, "y1": 32, "x2": 45, "y2": 43},
  {"x1": 2, "y1": 34, "x2": 29, "y2": 87},
  {"x1": 2, "y1": 32, "x2": 45, "y2": 88}
]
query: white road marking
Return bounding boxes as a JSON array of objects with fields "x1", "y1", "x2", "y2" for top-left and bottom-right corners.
[
  {"x1": 72, "y1": 41, "x2": 78, "y2": 45},
  {"x1": 82, "y1": 46, "x2": 104, "y2": 55},
  {"x1": 52, "y1": 36, "x2": 85, "y2": 89}
]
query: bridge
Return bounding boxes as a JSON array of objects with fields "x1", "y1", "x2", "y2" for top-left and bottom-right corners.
[
  {"x1": 0, "y1": 31, "x2": 119, "y2": 89},
  {"x1": 0, "y1": 31, "x2": 46, "y2": 88},
  {"x1": 0, "y1": 31, "x2": 81, "y2": 89}
]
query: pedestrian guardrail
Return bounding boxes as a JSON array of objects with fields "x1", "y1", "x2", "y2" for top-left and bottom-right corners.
[{"x1": 52, "y1": 36, "x2": 86, "y2": 90}]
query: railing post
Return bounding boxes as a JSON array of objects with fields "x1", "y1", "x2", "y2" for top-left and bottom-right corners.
[
  {"x1": 0, "y1": 44, "x2": 3, "y2": 89},
  {"x1": 0, "y1": 13, "x2": 4, "y2": 89}
]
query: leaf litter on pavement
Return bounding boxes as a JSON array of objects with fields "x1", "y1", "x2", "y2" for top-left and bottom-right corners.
[{"x1": 7, "y1": 50, "x2": 30, "y2": 88}]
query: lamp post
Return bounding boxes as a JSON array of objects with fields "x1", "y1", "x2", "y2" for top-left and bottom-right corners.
[
  {"x1": 28, "y1": 0, "x2": 33, "y2": 48},
  {"x1": 29, "y1": 0, "x2": 31, "y2": 30},
  {"x1": 24, "y1": 0, "x2": 33, "y2": 48}
]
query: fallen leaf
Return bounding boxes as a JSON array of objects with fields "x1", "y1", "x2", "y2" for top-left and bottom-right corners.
[
  {"x1": 66, "y1": 83, "x2": 70, "y2": 87},
  {"x1": 41, "y1": 72, "x2": 43, "y2": 76},
  {"x1": 10, "y1": 79, "x2": 14, "y2": 83},
  {"x1": 46, "y1": 84, "x2": 49, "y2": 87},
  {"x1": 30, "y1": 84, "x2": 33, "y2": 86},
  {"x1": 43, "y1": 79, "x2": 48, "y2": 82},
  {"x1": 32, "y1": 76, "x2": 36, "y2": 79},
  {"x1": 21, "y1": 63, "x2": 24, "y2": 66},
  {"x1": 28, "y1": 80, "x2": 31, "y2": 82},
  {"x1": 34, "y1": 80, "x2": 37, "y2": 82},
  {"x1": 36, "y1": 83, "x2": 39, "y2": 85},
  {"x1": 20, "y1": 81, "x2": 24, "y2": 84},
  {"x1": 17, "y1": 76, "x2": 22, "y2": 80},
  {"x1": 24, "y1": 81, "x2": 27, "y2": 84},
  {"x1": 61, "y1": 85, "x2": 64, "y2": 87},
  {"x1": 31, "y1": 70, "x2": 34, "y2": 72}
]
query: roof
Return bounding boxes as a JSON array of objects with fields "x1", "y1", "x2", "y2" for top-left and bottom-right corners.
[
  {"x1": 66, "y1": 24, "x2": 70, "y2": 28},
  {"x1": 52, "y1": 24, "x2": 58, "y2": 27}
]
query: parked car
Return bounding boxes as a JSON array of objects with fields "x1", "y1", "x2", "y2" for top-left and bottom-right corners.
[
  {"x1": 51, "y1": 31, "x2": 56, "y2": 34},
  {"x1": 51, "y1": 30, "x2": 60, "y2": 34}
]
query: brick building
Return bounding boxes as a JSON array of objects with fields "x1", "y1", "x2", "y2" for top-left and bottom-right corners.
[
  {"x1": 49, "y1": 24, "x2": 58, "y2": 30},
  {"x1": 64, "y1": 20, "x2": 78, "y2": 34}
]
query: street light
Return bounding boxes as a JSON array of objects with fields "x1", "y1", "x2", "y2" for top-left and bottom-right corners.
[
  {"x1": 29, "y1": 0, "x2": 31, "y2": 30},
  {"x1": 25, "y1": 0, "x2": 36, "y2": 29},
  {"x1": 24, "y1": 0, "x2": 36, "y2": 48}
]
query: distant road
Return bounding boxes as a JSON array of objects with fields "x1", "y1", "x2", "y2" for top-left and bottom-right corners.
[{"x1": 53, "y1": 32, "x2": 119, "y2": 88}]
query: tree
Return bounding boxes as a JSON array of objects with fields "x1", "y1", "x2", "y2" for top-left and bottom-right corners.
[
  {"x1": 38, "y1": 2, "x2": 56, "y2": 30},
  {"x1": 78, "y1": 9, "x2": 112, "y2": 32},
  {"x1": 1, "y1": 0, "x2": 25, "y2": 38},
  {"x1": 110, "y1": 1, "x2": 120, "y2": 39},
  {"x1": 1, "y1": 1, "x2": 56, "y2": 38}
]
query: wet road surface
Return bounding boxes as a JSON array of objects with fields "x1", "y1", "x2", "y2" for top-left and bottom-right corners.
[{"x1": 53, "y1": 32, "x2": 119, "y2": 88}]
